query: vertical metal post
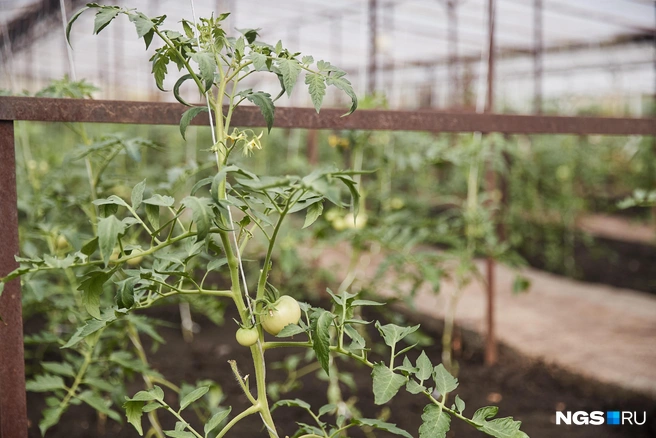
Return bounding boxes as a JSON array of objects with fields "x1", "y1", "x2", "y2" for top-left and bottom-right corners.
[
  {"x1": 447, "y1": 0, "x2": 459, "y2": 108},
  {"x1": 484, "y1": 0, "x2": 498, "y2": 367},
  {"x1": 384, "y1": 4, "x2": 395, "y2": 102},
  {"x1": 533, "y1": 0, "x2": 543, "y2": 114},
  {"x1": 367, "y1": 0, "x2": 377, "y2": 95},
  {"x1": 0, "y1": 120, "x2": 28, "y2": 438}
]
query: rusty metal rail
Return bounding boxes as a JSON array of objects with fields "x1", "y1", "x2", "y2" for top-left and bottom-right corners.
[
  {"x1": 1, "y1": 96, "x2": 655, "y2": 135},
  {"x1": 0, "y1": 96, "x2": 655, "y2": 438}
]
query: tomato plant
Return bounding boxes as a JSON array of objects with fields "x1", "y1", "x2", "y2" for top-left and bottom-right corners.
[{"x1": 0, "y1": 3, "x2": 530, "y2": 438}]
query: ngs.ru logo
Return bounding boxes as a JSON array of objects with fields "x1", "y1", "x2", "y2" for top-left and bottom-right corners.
[{"x1": 556, "y1": 411, "x2": 647, "y2": 426}]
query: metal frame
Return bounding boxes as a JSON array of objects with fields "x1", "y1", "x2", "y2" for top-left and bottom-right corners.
[{"x1": 0, "y1": 96, "x2": 655, "y2": 437}]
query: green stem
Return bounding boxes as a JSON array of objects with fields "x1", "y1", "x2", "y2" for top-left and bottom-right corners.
[
  {"x1": 216, "y1": 404, "x2": 261, "y2": 438},
  {"x1": 128, "y1": 324, "x2": 165, "y2": 438}
]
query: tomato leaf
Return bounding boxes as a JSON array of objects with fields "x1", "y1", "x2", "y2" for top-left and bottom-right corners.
[
  {"x1": 277, "y1": 58, "x2": 301, "y2": 97},
  {"x1": 179, "y1": 106, "x2": 208, "y2": 140},
  {"x1": 303, "y1": 201, "x2": 323, "y2": 229},
  {"x1": 204, "y1": 407, "x2": 232, "y2": 435},
  {"x1": 372, "y1": 364, "x2": 407, "y2": 405},
  {"x1": 179, "y1": 386, "x2": 209, "y2": 411},
  {"x1": 311, "y1": 309, "x2": 334, "y2": 375},
  {"x1": 181, "y1": 196, "x2": 214, "y2": 241},
  {"x1": 433, "y1": 364, "x2": 458, "y2": 396},
  {"x1": 353, "y1": 418, "x2": 413, "y2": 438},
  {"x1": 305, "y1": 73, "x2": 326, "y2": 113},
  {"x1": 419, "y1": 404, "x2": 451, "y2": 438},
  {"x1": 93, "y1": 7, "x2": 120, "y2": 35},
  {"x1": 97, "y1": 215, "x2": 126, "y2": 267},
  {"x1": 124, "y1": 400, "x2": 146, "y2": 436}
]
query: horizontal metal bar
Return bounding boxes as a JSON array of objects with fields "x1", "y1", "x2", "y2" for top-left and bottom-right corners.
[{"x1": 0, "y1": 96, "x2": 654, "y2": 135}]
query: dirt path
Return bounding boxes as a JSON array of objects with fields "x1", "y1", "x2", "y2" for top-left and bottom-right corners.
[{"x1": 313, "y1": 242, "x2": 656, "y2": 398}]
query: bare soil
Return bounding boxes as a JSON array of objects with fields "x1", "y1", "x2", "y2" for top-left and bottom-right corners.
[{"x1": 25, "y1": 302, "x2": 656, "y2": 438}]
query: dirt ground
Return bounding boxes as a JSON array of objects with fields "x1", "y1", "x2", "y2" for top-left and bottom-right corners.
[{"x1": 26, "y1": 302, "x2": 656, "y2": 438}]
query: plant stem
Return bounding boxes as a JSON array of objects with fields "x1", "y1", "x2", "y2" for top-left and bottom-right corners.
[
  {"x1": 128, "y1": 323, "x2": 165, "y2": 438},
  {"x1": 216, "y1": 404, "x2": 261, "y2": 438}
]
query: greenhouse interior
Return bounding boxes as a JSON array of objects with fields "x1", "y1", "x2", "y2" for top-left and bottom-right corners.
[{"x1": 0, "y1": 0, "x2": 655, "y2": 437}]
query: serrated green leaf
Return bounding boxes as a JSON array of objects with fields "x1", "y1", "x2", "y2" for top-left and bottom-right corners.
[
  {"x1": 42, "y1": 362, "x2": 75, "y2": 378},
  {"x1": 276, "y1": 323, "x2": 305, "y2": 338},
  {"x1": 26, "y1": 374, "x2": 66, "y2": 392},
  {"x1": 62, "y1": 318, "x2": 107, "y2": 348},
  {"x1": 433, "y1": 364, "x2": 458, "y2": 395},
  {"x1": 173, "y1": 74, "x2": 194, "y2": 106},
  {"x1": 250, "y1": 52, "x2": 268, "y2": 71},
  {"x1": 164, "y1": 431, "x2": 195, "y2": 438},
  {"x1": 477, "y1": 417, "x2": 525, "y2": 438},
  {"x1": 78, "y1": 391, "x2": 121, "y2": 422},
  {"x1": 145, "y1": 203, "x2": 160, "y2": 231},
  {"x1": 351, "y1": 299, "x2": 383, "y2": 307},
  {"x1": 416, "y1": 351, "x2": 433, "y2": 381},
  {"x1": 277, "y1": 58, "x2": 301, "y2": 96},
  {"x1": 241, "y1": 90, "x2": 274, "y2": 132},
  {"x1": 326, "y1": 74, "x2": 358, "y2": 115},
  {"x1": 151, "y1": 52, "x2": 169, "y2": 91},
  {"x1": 181, "y1": 196, "x2": 214, "y2": 240},
  {"x1": 124, "y1": 400, "x2": 146, "y2": 436},
  {"x1": 311, "y1": 310, "x2": 334, "y2": 375},
  {"x1": 419, "y1": 404, "x2": 451, "y2": 438},
  {"x1": 273, "y1": 398, "x2": 311, "y2": 410},
  {"x1": 455, "y1": 395, "x2": 465, "y2": 414},
  {"x1": 303, "y1": 201, "x2": 323, "y2": 229},
  {"x1": 78, "y1": 270, "x2": 112, "y2": 319},
  {"x1": 204, "y1": 407, "x2": 232, "y2": 435},
  {"x1": 131, "y1": 179, "x2": 146, "y2": 210},
  {"x1": 318, "y1": 404, "x2": 336, "y2": 417},
  {"x1": 406, "y1": 379, "x2": 426, "y2": 395},
  {"x1": 129, "y1": 386, "x2": 165, "y2": 402},
  {"x1": 372, "y1": 364, "x2": 407, "y2": 405},
  {"x1": 180, "y1": 106, "x2": 208, "y2": 140},
  {"x1": 179, "y1": 386, "x2": 209, "y2": 411},
  {"x1": 354, "y1": 418, "x2": 413, "y2": 438},
  {"x1": 39, "y1": 406, "x2": 63, "y2": 436},
  {"x1": 305, "y1": 73, "x2": 326, "y2": 113},
  {"x1": 473, "y1": 406, "x2": 499, "y2": 425},
  {"x1": 97, "y1": 215, "x2": 126, "y2": 267},
  {"x1": 375, "y1": 321, "x2": 420, "y2": 349},
  {"x1": 128, "y1": 12, "x2": 154, "y2": 38},
  {"x1": 93, "y1": 7, "x2": 119, "y2": 34},
  {"x1": 191, "y1": 52, "x2": 216, "y2": 91},
  {"x1": 66, "y1": 6, "x2": 90, "y2": 46},
  {"x1": 143, "y1": 194, "x2": 175, "y2": 207}
]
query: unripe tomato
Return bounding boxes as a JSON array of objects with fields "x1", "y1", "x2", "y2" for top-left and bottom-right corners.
[
  {"x1": 55, "y1": 235, "x2": 68, "y2": 249},
  {"x1": 332, "y1": 217, "x2": 347, "y2": 231},
  {"x1": 260, "y1": 296, "x2": 301, "y2": 336},
  {"x1": 126, "y1": 250, "x2": 143, "y2": 266},
  {"x1": 109, "y1": 248, "x2": 120, "y2": 261},
  {"x1": 344, "y1": 212, "x2": 367, "y2": 230},
  {"x1": 236, "y1": 327, "x2": 259, "y2": 347}
]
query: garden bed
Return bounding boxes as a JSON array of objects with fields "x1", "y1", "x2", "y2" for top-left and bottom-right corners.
[{"x1": 25, "y1": 301, "x2": 656, "y2": 438}]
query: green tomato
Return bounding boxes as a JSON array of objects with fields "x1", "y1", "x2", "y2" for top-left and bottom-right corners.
[
  {"x1": 126, "y1": 249, "x2": 143, "y2": 266},
  {"x1": 236, "y1": 327, "x2": 259, "y2": 347},
  {"x1": 260, "y1": 296, "x2": 301, "y2": 336},
  {"x1": 55, "y1": 235, "x2": 68, "y2": 250}
]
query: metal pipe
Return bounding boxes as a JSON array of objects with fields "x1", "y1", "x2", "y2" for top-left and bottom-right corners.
[
  {"x1": 484, "y1": 0, "x2": 498, "y2": 367},
  {"x1": 367, "y1": 0, "x2": 377, "y2": 95},
  {"x1": 534, "y1": 0, "x2": 543, "y2": 114},
  {"x1": 0, "y1": 120, "x2": 28, "y2": 438},
  {"x1": 1, "y1": 97, "x2": 655, "y2": 135}
]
